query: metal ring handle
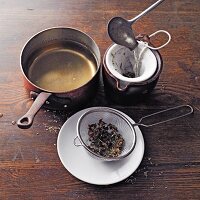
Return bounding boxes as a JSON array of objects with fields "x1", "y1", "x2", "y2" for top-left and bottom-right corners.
[
  {"x1": 144, "y1": 30, "x2": 171, "y2": 50},
  {"x1": 74, "y1": 136, "x2": 83, "y2": 147}
]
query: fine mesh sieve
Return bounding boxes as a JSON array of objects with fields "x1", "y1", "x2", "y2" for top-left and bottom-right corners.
[
  {"x1": 75, "y1": 105, "x2": 193, "y2": 161},
  {"x1": 76, "y1": 108, "x2": 136, "y2": 161}
]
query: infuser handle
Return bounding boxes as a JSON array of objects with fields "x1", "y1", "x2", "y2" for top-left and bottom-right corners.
[
  {"x1": 133, "y1": 105, "x2": 194, "y2": 128},
  {"x1": 145, "y1": 30, "x2": 171, "y2": 50}
]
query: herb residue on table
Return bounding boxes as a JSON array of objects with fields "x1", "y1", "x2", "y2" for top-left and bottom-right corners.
[{"x1": 87, "y1": 119, "x2": 125, "y2": 158}]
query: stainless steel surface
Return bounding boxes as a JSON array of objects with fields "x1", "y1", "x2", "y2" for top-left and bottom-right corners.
[
  {"x1": 21, "y1": 27, "x2": 101, "y2": 80},
  {"x1": 107, "y1": 0, "x2": 165, "y2": 50}
]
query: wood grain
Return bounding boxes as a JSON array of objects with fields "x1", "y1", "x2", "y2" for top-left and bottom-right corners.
[{"x1": 0, "y1": 0, "x2": 200, "y2": 199}]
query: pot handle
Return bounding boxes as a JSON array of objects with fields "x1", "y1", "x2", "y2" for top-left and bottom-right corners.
[{"x1": 17, "y1": 92, "x2": 52, "y2": 129}]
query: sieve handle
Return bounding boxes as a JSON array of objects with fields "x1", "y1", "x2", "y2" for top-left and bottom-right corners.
[{"x1": 133, "y1": 105, "x2": 194, "y2": 128}]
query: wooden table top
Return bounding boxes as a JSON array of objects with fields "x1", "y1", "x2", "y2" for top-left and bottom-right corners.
[{"x1": 0, "y1": 0, "x2": 199, "y2": 199}]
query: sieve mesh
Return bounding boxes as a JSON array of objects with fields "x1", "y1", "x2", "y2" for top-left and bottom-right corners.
[{"x1": 77, "y1": 107, "x2": 136, "y2": 161}]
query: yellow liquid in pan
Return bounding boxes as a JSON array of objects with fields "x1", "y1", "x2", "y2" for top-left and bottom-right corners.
[{"x1": 28, "y1": 43, "x2": 97, "y2": 92}]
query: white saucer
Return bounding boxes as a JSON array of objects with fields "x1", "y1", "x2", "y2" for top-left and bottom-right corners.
[{"x1": 57, "y1": 107, "x2": 145, "y2": 185}]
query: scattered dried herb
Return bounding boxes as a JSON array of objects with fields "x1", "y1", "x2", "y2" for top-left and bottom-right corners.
[
  {"x1": 87, "y1": 119, "x2": 124, "y2": 158},
  {"x1": 11, "y1": 121, "x2": 16, "y2": 125}
]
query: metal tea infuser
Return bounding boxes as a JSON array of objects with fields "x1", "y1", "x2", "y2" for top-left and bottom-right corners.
[{"x1": 75, "y1": 105, "x2": 193, "y2": 161}]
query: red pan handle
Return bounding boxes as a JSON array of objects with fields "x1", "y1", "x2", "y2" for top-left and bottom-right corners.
[{"x1": 17, "y1": 92, "x2": 52, "y2": 129}]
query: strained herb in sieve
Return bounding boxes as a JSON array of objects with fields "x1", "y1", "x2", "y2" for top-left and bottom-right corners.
[{"x1": 87, "y1": 119, "x2": 125, "y2": 158}]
